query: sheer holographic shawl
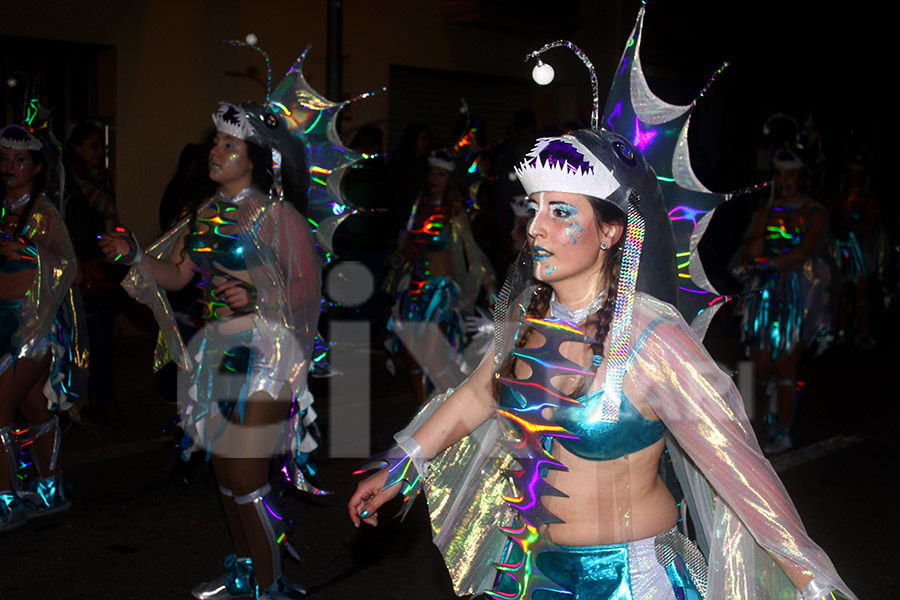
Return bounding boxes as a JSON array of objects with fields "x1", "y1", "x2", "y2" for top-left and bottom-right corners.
[
  {"x1": 1, "y1": 196, "x2": 81, "y2": 382},
  {"x1": 630, "y1": 294, "x2": 854, "y2": 600},
  {"x1": 419, "y1": 293, "x2": 855, "y2": 599},
  {"x1": 121, "y1": 188, "x2": 320, "y2": 392}
]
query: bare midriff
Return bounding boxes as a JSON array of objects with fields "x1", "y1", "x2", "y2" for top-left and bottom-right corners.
[
  {"x1": 542, "y1": 438, "x2": 678, "y2": 546},
  {"x1": 0, "y1": 268, "x2": 35, "y2": 300}
]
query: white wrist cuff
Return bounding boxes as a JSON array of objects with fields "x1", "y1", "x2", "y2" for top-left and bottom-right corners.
[
  {"x1": 799, "y1": 577, "x2": 833, "y2": 600},
  {"x1": 395, "y1": 435, "x2": 431, "y2": 479}
]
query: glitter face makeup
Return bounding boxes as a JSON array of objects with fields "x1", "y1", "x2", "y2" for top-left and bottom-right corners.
[
  {"x1": 208, "y1": 133, "x2": 253, "y2": 194},
  {"x1": 526, "y1": 191, "x2": 605, "y2": 284}
]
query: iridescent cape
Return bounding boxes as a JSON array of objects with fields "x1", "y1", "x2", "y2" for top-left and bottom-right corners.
[
  {"x1": 1, "y1": 195, "x2": 86, "y2": 410},
  {"x1": 121, "y1": 188, "x2": 320, "y2": 394},
  {"x1": 417, "y1": 291, "x2": 856, "y2": 600}
]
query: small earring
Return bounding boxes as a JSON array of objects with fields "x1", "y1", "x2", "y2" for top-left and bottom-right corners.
[{"x1": 599, "y1": 240, "x2": 609, "y2": 250}]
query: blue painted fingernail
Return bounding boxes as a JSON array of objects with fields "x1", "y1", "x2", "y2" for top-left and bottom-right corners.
[{"x1": 359, "y1": 509, "x2": 370, "y2": 519}]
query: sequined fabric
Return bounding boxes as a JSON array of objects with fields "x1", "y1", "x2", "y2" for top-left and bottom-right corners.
[
  {"x1": 492, "y1": 531, "x2": 704, "y2": 600},
  {"x1": 631, "y1": 295, "x2": 854, "y2": 599},
  {"x1": 387, "y1": 200, "x2": 494, "y2": 393},
  {"x1": 0, "y1": 195, "x2": 76, "y2": 364},
  {"x1": 122, "y1": 188, "x2": 321, "y2": 490}
]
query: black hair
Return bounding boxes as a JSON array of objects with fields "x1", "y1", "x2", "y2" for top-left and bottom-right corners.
[
  {"x1": 245, "y1": 140, "x2": 274, "y2": 193},
  {"x1": 394, "y1": 123, "x2": 432, "y2": 158},
  {"x1": 62, "y1": 122, "x2": 104, "y2": 173},
  {"x1": 350, "y1": 124, "x2": 384, "y2": 154}
]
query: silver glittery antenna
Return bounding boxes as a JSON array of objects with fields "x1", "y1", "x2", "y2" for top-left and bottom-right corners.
[
  {"x1": 224, "y1": 33, "x2": 273, "y2": 103},
  {"x1": 525, "y1": 40, "x2": 600, "y2": 130}
]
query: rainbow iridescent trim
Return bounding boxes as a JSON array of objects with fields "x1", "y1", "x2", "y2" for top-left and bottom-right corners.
[
  {"x1": 489, "y1": 317, "x2": 596, "y2": 599},
  {"x1": 354, "y1": 446, "x2": 423, "y2": 520},
  {"x1": 601, "y1": 192, "x2": 645, "y2": 423}
]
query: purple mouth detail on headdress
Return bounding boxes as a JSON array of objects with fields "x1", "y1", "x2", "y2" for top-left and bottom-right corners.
[
  {"x1": 1, "y1": 127, "x2": 30, "y2": 143},
  {"x1": 222, "y1": 105, "x2": 242, "y2": 126},
  {"x1": 531, "y1": 140, "x2": 594, "y2": 175}
]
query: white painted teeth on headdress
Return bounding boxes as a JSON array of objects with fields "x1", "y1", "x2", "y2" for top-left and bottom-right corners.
[
  {"x1": 211, "y1": 103, "x2": 254, "y2": 141},
  {"x1": 515, "y1": 137, "x2": 621, "y2": 199}
]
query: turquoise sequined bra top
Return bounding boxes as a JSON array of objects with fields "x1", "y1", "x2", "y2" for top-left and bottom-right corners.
[
  {"x1": 0, "y1": 195, "x2": 37, "y2": 274},
  {"x1": 550, "y1": 387, "x2": 665, "y2": 461},
  {"x1": 498, "y1": 379, "x2": 664, "y2": 462},
  {"x1": 408, "y1": 204, "x2": 450, "y2": 252},
  {"x1": 498, "y1": 310, "x2": 665, "y2": 462}
]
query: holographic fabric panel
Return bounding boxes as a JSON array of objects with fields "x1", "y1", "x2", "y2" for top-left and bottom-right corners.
[{"x1": 630, "y1": 294, "x2": 855, "y2": 599}]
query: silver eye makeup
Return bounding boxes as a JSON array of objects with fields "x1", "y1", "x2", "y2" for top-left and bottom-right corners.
[
  {"x1": 526, "y1": 199, "x2": 578, "y2": 221},
  {"x1": 550, "y1": 202, "x2": 578, "y2": 220}
]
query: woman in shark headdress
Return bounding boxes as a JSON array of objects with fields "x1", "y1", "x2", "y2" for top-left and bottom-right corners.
[
  {"x1": 349, "y1": 10, "x2": 856, "y2": 600},
  {"x1": 101, "y1": 102, "x2": 319, "y2": 599}
]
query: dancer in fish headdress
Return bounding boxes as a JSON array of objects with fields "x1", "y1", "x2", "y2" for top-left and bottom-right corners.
[
  {"x1": 1, "y1": 86, "x2": 86, "y2": 533},
  {"x1": 101, "y1": 36, "x2": 373, "y2": 598},
  {"x1": 350, "y1": 6, "x2": 856, "y2": 600}
]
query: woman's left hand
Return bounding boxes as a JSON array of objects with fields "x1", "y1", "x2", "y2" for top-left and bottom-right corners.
[{"x1": 215, "y1": 278, "x2": 256, "y2": 311}]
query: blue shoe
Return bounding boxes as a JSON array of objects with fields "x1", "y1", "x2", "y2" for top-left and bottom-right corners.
[
  {"x1": 22, "y1": 472, "x2": 72, "y2": 518},
  {"x1": 192, "y1": 555, "x2": 256, "y2": 600},
  {"x1": 0, "y1": 490, "x2": 27, "y2": 532},
  {"x1": 764, "y1": 426, "x2": 793, "y2": 455}
]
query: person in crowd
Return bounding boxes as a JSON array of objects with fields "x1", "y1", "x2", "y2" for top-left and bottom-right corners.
[
  {"x1": 100, "y1": 103, "x2": 318, "y2": 598},
  {"x1": 739, "y1": 148, "x2": 829, "y2": 454},
  {"x1": 351, "y1": 130, "x2": 854, "y2": 600},
  {"x1": 387, "y1": 149, "x2": 493, "y2": 405},
  {"x1": 63, "y1": 122, "x2": 126, "y2": 426},
  {"x1": 829, "y1": 154, "x2": 883, "y2": 350},
  {"x1": 1, "y1": 124, "x2": 81, "y2": 532}
]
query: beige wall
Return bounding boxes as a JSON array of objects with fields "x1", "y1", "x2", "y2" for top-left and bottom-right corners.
[{"x1": 3, "y1": 0, "x2": 624, "y2": 242}]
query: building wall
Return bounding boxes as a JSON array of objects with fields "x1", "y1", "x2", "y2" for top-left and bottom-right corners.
[{"x1": 2, "y1": 0, "x2": 624, "y2": 242}]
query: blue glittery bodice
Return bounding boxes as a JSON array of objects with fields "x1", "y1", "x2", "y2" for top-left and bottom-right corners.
[
  {"x1": 551, "y1": 388, "x2": 665, "y2": 461},
  {"x1": 498, "y1": 314, "x2": 665, "y2": 463},
  {"x1": 762, "y1": 202, "x2": 818, "y2": 257},
  {"x1": 498, "y1": 381, "x2": 664, "y2": 462},
  {"x1": 0, "y1": 255, "x2": 35, "y2": 274},
  {"x1": 408, "y1": 205, "x2": 450, "y2": 252},
  {"x1": 1, "y1": 198, "x2": 37, "y2": 274}
]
